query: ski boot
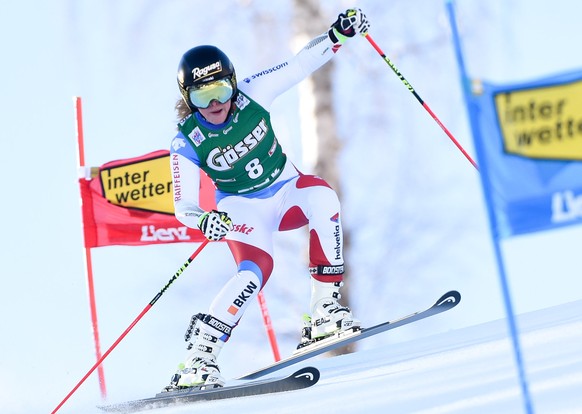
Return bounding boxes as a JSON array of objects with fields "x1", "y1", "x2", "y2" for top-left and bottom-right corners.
[
  {"x1": 164, "y1": 314, "x2": 226, "y2": 391},
  {"x1": 296, "y1": 280, "x2": 361, "y2": 352}
]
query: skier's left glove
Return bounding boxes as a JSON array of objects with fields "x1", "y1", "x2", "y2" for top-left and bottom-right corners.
[
  {"x1": 331, "y1": 8, "x2": 370, "y2": 39},
  {"x1": 197, "y1": 210, "x2": 233, "y2": 241}
]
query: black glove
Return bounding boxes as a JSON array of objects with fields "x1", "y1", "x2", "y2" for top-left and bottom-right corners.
[{"x1": 331, "y1": 8, "x2": 370, "y2": 38}]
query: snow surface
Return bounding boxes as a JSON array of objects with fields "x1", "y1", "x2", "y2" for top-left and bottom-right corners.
[
  {"x1": 99, "y1": 298, "x2": 582, "y2": 413},
  {"x1": 2, "y1": 1, "x2": 582, "y2": 414}
]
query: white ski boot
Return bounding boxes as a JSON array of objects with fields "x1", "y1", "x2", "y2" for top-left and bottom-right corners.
[
  {"x1": 167, "y1": 314, "x2": 226, "y2": 390},
  {"x1": 297, "y1": 280, "x2": 361, "y2": 351}
]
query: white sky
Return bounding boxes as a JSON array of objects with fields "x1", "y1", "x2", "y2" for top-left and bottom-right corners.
[{"x1": 1, "y1": 1, "x2": 581, "y2": 413}]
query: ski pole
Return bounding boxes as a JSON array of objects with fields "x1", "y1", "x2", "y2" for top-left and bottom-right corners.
[
  {"x1": 364, "y1": 33, "x2": 478, "y2": 170},
  {"x1": 51, "y1": 239, "x2": 210, "y2": 414}
]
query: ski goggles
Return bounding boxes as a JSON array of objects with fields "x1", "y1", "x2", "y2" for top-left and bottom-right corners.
[{"x1": 188, "y1": 78, "x2": 235, "y2": 109}]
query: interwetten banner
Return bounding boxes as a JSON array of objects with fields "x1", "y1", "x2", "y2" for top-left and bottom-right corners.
[
  {"x1": 468, "y1": 69, "x2": 582, "y2": 238},
  {"x1": 79, "y1": 149, "x2": 214, "y2": 247}
]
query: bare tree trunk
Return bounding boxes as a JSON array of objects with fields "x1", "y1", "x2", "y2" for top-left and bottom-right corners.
[{"x1": 292, "y1": 0, "x2": 355, "y2": 355}]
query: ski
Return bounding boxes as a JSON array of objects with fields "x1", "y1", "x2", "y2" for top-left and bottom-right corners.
[
  {"x1": 238, "y1": 290, "x2": 461, "y2": 380},
  {"x1": 99, "y1": 366, "x2": 319, "y2": 413}
]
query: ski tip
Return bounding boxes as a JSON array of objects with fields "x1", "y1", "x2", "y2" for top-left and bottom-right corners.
[
  {"x1": 435, "y1": 290, "x2": 461, "y2": 308},
  {"x1": 292, "y1": 366, "x2": 320, "y2": 385}
]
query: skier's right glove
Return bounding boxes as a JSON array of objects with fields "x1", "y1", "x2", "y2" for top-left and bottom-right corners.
[
  {"x1": 331, "y1": 8, "x2": 370, "y2": 38},
  {"x1": 197, "y1": 210, "x2": 233, "y2": 241}
]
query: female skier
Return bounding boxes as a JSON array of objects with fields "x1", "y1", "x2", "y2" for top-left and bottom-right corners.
[{"x1": 169, "y1": 8, "x2": 370, "y2": 388}]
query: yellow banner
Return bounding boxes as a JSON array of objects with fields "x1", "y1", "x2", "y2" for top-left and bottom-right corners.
[
  {"x1": 100, "y1": 155, "x2": 173, "y2": 214},
  {"x1": 495, "y1": 80, "x2": 582, "y2": 160}
]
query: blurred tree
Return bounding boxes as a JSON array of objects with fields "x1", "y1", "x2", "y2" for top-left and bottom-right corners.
[{"x1": 292, "y1": 0, "x2": 355, "y2": 355}]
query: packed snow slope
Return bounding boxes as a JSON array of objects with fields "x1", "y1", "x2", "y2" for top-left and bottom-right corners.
[
  {"x1": 2, "y1": 2, "x2": 582, "y2": 414},
  {"x1": 103, "y1": 298, "x2": 582, "y2": 414}
]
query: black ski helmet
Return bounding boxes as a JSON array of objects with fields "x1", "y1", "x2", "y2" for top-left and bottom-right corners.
[{"x1": 177, "y1": 45, "x2": 237, "y2": 111}]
